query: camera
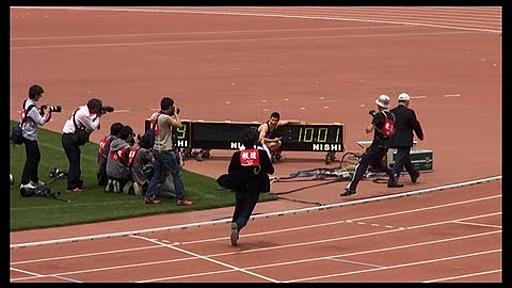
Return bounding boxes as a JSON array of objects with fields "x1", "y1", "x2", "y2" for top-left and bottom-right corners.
[
  {"x1": 100, "y1": 105, "x2": 115, "y2": 113},
  {"x1": 41, "y1": 105, "x2": 62, "y2": 113},
  {"x1": 172, "y1": 107, "x2": 180, "y2": 116},
  {"x1": 368, "y1": 109, "x2": 376, "y2": 116},
  {"x1": 49, "y1": 165, "x2": 66, "y2": 178}
]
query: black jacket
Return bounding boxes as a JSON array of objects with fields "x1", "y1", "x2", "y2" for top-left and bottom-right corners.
[
  {"x1": 390, "y1": 104, "x2": 424, "y2": 148},
  {"x1": 221, "y1": 148, "x2": 274, "y2": 193}
]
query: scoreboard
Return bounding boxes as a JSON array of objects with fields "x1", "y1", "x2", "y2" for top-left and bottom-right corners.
[{"x1": 145, "y1": 120, "x2": 345, "y2": 152}]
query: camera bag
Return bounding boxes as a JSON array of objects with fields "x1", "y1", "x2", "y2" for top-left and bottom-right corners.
[
  {"x1": 11, "y1": 100, "x2": 36, "y2": 145},
  {"x1": 71, "y1": 108, "x2": 90, "y2": 146}
]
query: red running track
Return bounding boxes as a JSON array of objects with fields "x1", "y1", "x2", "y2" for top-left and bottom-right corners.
[{"x1": 10, "y1": 179, "x2": 501, "y2": 282}]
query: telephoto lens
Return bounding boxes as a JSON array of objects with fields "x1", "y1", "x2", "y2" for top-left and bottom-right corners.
[{"x1": 49, "y1": 105, "x2": 62, "y2": 112}]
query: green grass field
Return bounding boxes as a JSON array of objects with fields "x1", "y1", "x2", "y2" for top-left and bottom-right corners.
[{"x1": 10, "y1": 121, "x2": 277, "y2": 231}]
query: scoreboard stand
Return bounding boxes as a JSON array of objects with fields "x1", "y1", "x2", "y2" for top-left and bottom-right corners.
[{"x1": 145, "y1": 119, "x2": 345, "y2": 162}]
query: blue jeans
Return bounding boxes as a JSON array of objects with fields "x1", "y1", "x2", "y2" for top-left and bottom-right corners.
[{"x1": 145, "y1": 149, "x2": 186, "y2": 200}]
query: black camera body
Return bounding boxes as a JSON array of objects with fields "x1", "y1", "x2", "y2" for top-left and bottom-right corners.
[
  {"x1": 100, "y1": 105, "x2": 115, "y2": 113},
  {"x1": 19, "y1": 185, "x2": 60, "y2": 198}
]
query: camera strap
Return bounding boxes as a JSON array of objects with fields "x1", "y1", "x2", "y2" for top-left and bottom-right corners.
[
  {"x1": 72, "y1": 108, "x2": 86, "y2": 131},
  {"x1": 20, "y1": 99, "x2": 36, "y2": 125}
]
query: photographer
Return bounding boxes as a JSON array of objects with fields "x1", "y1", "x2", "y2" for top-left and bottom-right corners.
[
  {"x1": 19, "y1": 84, "x2": 51, "y2": 191},
  {"x1": 106, "y1": 125, "x2": 134, "y2": 193},
  {"x1": 144, "y1": 97, "x2": 193, "y2": 206},
  {"x1": 61, "y1": 98, "x2": 111, "y2": 193}
]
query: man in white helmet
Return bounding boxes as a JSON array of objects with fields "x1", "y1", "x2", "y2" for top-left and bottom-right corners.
[
  {"x1": 390, "y1": 92, "x2": 424, "y2": 184},
  {"x1": 341, "y1": 95, "x2": 403, "y2": 196}
]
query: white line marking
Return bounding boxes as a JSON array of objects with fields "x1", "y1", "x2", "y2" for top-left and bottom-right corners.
[
  {"x1": 452, "y1": 221, "x2": 502, "y2": 229},
  {"x1": 10, "y1": 31, "x2": 477, "y2": 50},
  {"x1": 10, "y1": 228, "x2": 501, "y2": 281},
  {"x1": 370, "y1": 223, "x2": 380, "y2": 227},
  {"x1": 10, "y1": 176, "x2": 502, "y2": 249},
  {"x1": 10, "y1": 267, "x2": 44, "y2": 277},
  {"x1": 11, "y1": 7, "x2": 502, "y2": 33},
  {"x1": 140, "y1": 230, "x2": 502, "y2": 283},
  {"x1": 444, "y1": 94, "x2": 461, "y2": 97},
  {"x1": 287, "y1": 249, "x2": 501, "y2": 282},
  {"x1": 130, "y1": 235, "x2": 279, "y2": 283},
  {"x1": 407, "y1": 212, "x2": 501, "y2": 229},
  {"x1": 327, "y1": 257, "x2": 386, "y2": 268},
  {"x1": 422, "y1": 269, "x2": 502, "y2": 283},
  {"x1": 112, "y1": 109, "x2": 130, "y2": 113},
  {"x1": 411, "y1": 95, "x2": 427, "y2": 99},
  {"x1": 10, "y1": 25, "x2": 409, "y2": 41},
  {"x1": 347, "y1": 194, "x2": 501, "y2": 222}
]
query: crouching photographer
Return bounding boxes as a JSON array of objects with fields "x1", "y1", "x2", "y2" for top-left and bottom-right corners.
[{"x1": 61, "y1": 98, "x2": 114, "y2": 193}]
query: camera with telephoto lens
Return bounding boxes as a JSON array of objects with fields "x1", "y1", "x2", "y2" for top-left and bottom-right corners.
[
  {"x1": 172, "y1": 107, "x2": 180, "y2": 116},
  {"x1": 41, "y1": 105, "x2": 62, "y2": 113},
  {"x1": 368, "y1": 109, "x2": 376, "y2": 116},
  {"x1": 100, "y1": 105, "x2": 115, "y2": 113}
]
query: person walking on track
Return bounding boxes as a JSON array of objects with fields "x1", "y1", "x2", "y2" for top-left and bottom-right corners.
[
  {"x1": 390, "y1": 92, "x2": 424, "y2": 185},
  {"x1": 225, "y1": 128, "x2": 274, "y2": 246},
  {"x1": 341, "y1": 95, "x2": 403, "y2": 196}
]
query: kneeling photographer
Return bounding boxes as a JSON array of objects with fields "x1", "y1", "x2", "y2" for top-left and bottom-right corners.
[
  {"x1": 61, "y1": 98, "x2": 114, "y2": 193},
  {"x1": 17, "y1": 84, "x2": 57, "y2": 192}
]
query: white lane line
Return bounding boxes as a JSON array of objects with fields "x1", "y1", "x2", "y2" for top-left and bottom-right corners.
[
  {"x1": 452, "y1": 221, "x2": 502, "y2": 229},
  {"x1": 11, "y1": 7, "x2": 502, "y2": 33},
  {"x1": 422, "y1": 269, "x2": 502, "y2": 283},
  {"x1": 407, "y1": 212, "x2": 501, "y2": 229},
  {"x1": 10, "y1": 267, "x2": 44, "y2": 277},
  {"x1": 347, "y1": 194, "x2": 501, "y2": 222},
  {"x1": 130, "y1": 235, "x2": 279, "y2": 283},
  {"x1": 10, "y1": 176, "x2": 502, "y2": 249},
  {"x1": 11, "y1": 227, "x2": 501, "y2": 282},
  {"x1": 8, "y1": 25, "x2": 420, "y2": 41},
  {"x1": 10, "y1": 267, "x2": 82, "y2": 283},
  {"x1": 444, "y1": 94, "x2": 461, "y2": 97},
  {"x1": 112, "y1": 109, "x2": 130, "y2": 113},
  {"x1": 10, "y1": 30, "x2": 477, "y2": 50},
  {"x1": 11, "y1": 245, "x2": 163, "y2": 265},
  {"x1": 411, "y1": 95, "x2": 427, "y2": 99},
  {"x1": 286, "y1": 249, "x2": 501, "y2": 282},
  {"x1": 326, "y1": 258, "x2": 386, "y2": 268},
  {"x1": 129, "y1": 230, "x2": 503, "y2": 283}
]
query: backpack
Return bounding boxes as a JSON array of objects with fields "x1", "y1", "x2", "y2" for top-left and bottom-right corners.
[
  {"x1": 142, "y1": 113, "x2": 161, "y2": 149},
  {"x1": 379, "y1": 111, "x2": 396, "y2": 137},
  {"x1": 10, "y1": 100, "x2": 36, "y2": 145}
]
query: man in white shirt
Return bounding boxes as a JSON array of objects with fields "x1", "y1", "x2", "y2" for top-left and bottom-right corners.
[
  {"x1": 61, "y1": 98, "x2": 104, "y2": 193},
  {"x1": 19, "y1": 84, "x2": 51, "y2": 190}
]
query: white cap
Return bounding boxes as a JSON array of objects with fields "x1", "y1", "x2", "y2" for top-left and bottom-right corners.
[
  {"x1": 375, "y1": 94, "x2": 390, "y2": 109},
  {"x1": 398, "y1": 92, "x2": 411, "y2": 101}
]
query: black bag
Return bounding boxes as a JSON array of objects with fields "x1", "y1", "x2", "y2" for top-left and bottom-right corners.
[
  {"x1": 10, "y1": 125, "x2": 24, "y2": 145},
  {"x1": 72, "y1": 109, "x2": 90, "y2": 146},
  {"x1": 10, "y1": 101, "x2": 36, "y2": 145}
]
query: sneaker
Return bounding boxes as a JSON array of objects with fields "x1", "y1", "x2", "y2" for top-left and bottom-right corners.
[
  {"x1": 176, "y1": 198, "x2": 194, "y2": 206},
  {"x1": 105, "y1": 179, "x2": 113, "y2": 193},
  {"x1": 230, "y1": 222, "x2": 239, "y2": 246},
  {"x1": 143, "y1": 197, "x2": 161, "y2": 205},
  {"x1": 122, "y1": 180, "x2": 133, "y2": 194},
  {"x1": 66, "y1": 187, "x2": 83, "y2": 193},
  {"x1": 340, "y1": 188, "x2": 356, "y2": 196},
  {"x1": 20, "y1": 182, "x2": 37, "y2": 190},
  {"x1": 387, "y1": 182, "x2": 404, "y2": 188},
  {"x1": 411, "y1": 172, "x2": 420, "y2": 184},
  {"x1": 30, "y1": 180, "x2": 45, "y2": 187},
  {"x1": 113, "y1": 180, "x2": 121, "y2": 193}
]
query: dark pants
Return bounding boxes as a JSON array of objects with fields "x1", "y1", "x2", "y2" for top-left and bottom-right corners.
[
  {"x1": 62, "y1": 133, "x2": 83, "y2": 190},
  {"x1": 392, "y1": 146, "x2": 418, "y2": 180},
  {"x1": 346, "y1": 145, "x2": 396, "y2": 192},
  {"x1": 146, "y1": 149, "x2": 186, "y2": 200},
  {"x1": 97, "y1": 156, "x2": 108, "y2": 186},
  {"x1": 21, "y1": 138, "x2": 41, "y2": 185},
  {"x1": 232, "y1": 186, "x2": 260, "y2": 231}
]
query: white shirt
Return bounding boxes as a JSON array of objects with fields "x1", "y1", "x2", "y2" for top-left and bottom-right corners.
[{"x1": 62, "y1": 105, "x2": 100, "y2": 133}]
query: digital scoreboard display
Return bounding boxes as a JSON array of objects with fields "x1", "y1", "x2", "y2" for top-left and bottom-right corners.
[{"x1": 145, "y1": 119, "x2": 344, "y2": 152}]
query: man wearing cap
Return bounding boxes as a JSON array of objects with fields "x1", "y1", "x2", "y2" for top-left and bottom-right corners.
[
  {"x1": 390, "y1": 93, "x2": 424, "y2": 184},
  {"x1": 62, "y1": 98, "x2": 106, "y2": 193},
  {"x1": 341, "y1": 95, "x2": 403, "y2": 196}
]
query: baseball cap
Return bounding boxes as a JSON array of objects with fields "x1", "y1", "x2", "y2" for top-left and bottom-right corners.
[
  {"x1": 398, "y1": 93, "x2": 411, "y2": 101},
  {"x1": 375, "y1": 94, "x2": 390, "y2": 109}
]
